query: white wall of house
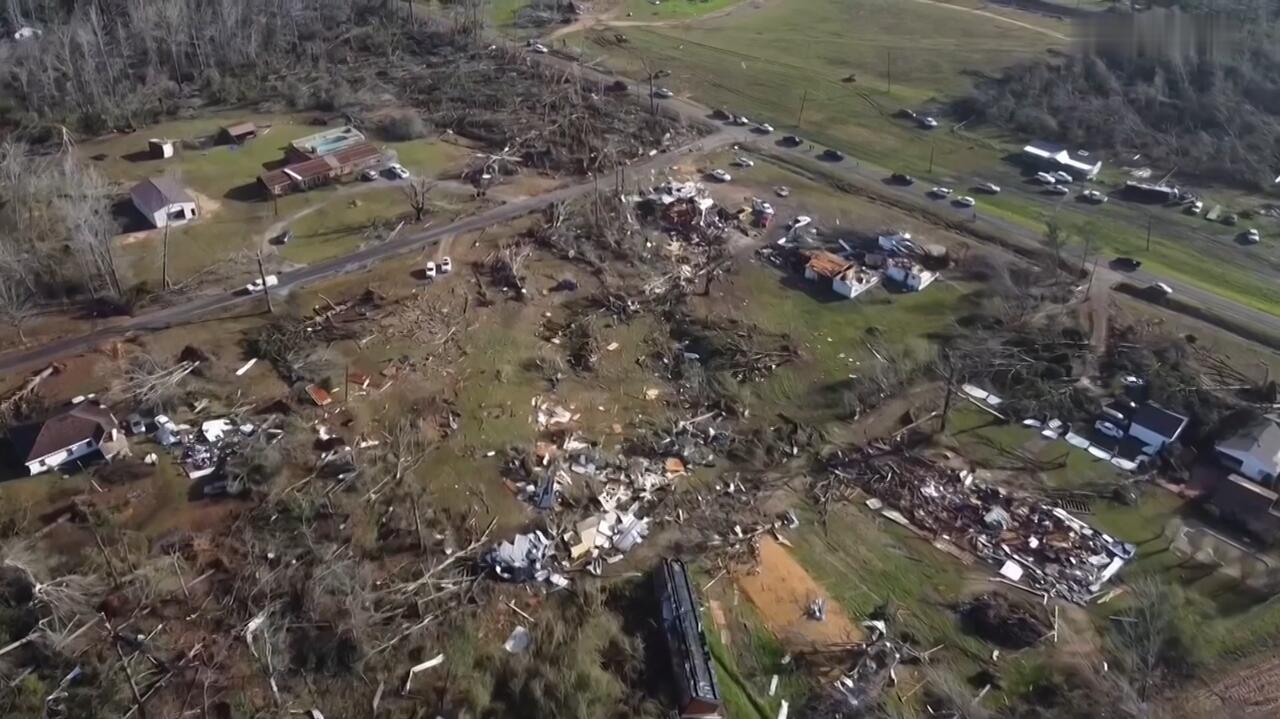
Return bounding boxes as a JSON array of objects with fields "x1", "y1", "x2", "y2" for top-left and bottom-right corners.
[
  {"x1": 25, "y1": 437, "x2": 100, "y2": 475},
  {"x1": 1217, "y1": 446, "x2": 1280, "y2": 484},
  {"x1": 142, "y1": 201, "x2": 198, "y2": 229},
  {"x1": 833, "y1": 273, "x2": 879, "y2": 299}
]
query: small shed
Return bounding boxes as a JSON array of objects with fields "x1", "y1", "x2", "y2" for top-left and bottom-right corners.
[
  {"x1": 130, "y1": 177, "x2": 198, "y2": 229},
  {"x1": 148, "y1": 138, "x2": 176, "y2": 160},
  {"x1": 219, "y1": 122, "x2": 258, "y2": 145}
]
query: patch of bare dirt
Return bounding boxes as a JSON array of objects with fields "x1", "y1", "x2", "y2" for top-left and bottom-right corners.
[{"x1": 736, "y1": 537, "x2": 863, "y2": 650}]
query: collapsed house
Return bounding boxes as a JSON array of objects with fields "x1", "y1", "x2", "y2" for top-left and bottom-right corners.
[
  {"x1": 654, "y1": 558, "x2": 722, "y2": 719},
  {"x1": 824, "y1": 451, "x2": 1132, "y2": 602}
]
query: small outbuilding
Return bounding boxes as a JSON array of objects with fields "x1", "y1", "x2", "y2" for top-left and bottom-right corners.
[
  {"x1": 219, "y1": 122, "x2": 258, "y2": 145},
  {"x1": 130, "y1": 177, "x2": 198, "y2": 229},
  {"x1": 148, "y1": 138, "x2": 176, "y2": 159}
]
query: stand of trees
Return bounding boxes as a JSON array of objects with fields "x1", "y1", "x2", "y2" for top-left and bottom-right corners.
[{"x1": 956, "y1": 9, "x2": 1280, "y2": 189}]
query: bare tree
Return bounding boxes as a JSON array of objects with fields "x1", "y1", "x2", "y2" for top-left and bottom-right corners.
[
  {"x1": 0, "y1": 276, "x2": 35, "y2": 345},
  {"x1": 402, "y1": 177, "x2": 436, "y2": 223}
]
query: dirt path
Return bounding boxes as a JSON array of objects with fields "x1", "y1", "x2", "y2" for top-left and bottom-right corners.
[
  {"x1": 736, "y1": 537, "x2": 863, "y2": 650},
  {"x1": 904, "y1": 0, "x2": 1070, "y2": 41},
  {"x1": 547, "y1": 0, "x2": 768, "y2": 40}
]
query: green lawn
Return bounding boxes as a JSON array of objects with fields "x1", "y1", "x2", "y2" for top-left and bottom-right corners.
[
  {"x1": 946, "y1": 407, "x2": 1125, "y2": 490},
  {"x1": 624, "y1": 0, "x2": 743, "y2": 20},
  {"x1": 87, "y1": 113, "x2": 469, "y2": 285}
]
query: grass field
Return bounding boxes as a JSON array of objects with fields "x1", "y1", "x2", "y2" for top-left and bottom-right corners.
[
  {"x1": 624, "y1": 0, "x2": 742, "y2": 20},
  {"x1": 83, "y1": 113, "x2": 468, "y2": 286}
]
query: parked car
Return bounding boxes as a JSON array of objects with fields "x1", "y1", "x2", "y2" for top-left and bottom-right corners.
[
  {"x1": 126, "y1": 413, "x2": 148, "y2": 435},
  {"x1": 1081, "y1": 189, "x2": 1107, "y2": 203},
  {"x1": 1223, "y1": 213, "x2": 1239, "y2": 226},
  {"x1": 710, "y1": 169, "x2": 732, "y2": 182},
  {"x1": 1051, "y1": 171, "x2": 1074, "y2": 183},
  {"x1": 1033, "y1": 172, "x2": 1057, "y2": 185},
  {"x1": 1242, "y1": 228, "x2": 1261, "y2": 244},
  {"x1": 274, "y1": 229, "x2": 294, "y2": 245},
  {"x1": 977, "y1": 182, "x2": 1001, "y2": 194},
  {"x1": 781, "y1": 134, "x2": 802, "y2": 146},
  {"x1": 755, "y1": 123, "x2": 774, "y2": 134},
  {"x1": 1046, "y1": 185, "x2": 1070, "y2": 195},
  {"x1": 529, "y1": 43, "x2": 549, "y2": 54},
  {"x1": 918, "y1": 116, "x2": 939, "y2": 129},
  {"x1": 821, "y1": 148, "x2": 845, "y2": 161},
  {"x1": 440, "y1": 256, "x2": 453, "y2": 274},
  {"x1": 1112, "y1": 256, "x2": 1142, "y2": 271},
  {"x1": 653, "y1": 87, "x2": 674, "y2": 99},
  {"x1": 890, "y1": 173, "x2": 915, "y2": 185},
  {"x1": 775, "y1": 185, "x2": 791, "y2": 197},
  {"x1": 731, "y1": 115, "x2": 751, "y2": 126},
  {"x1": 1095, "y1": 420, "x2": 1126, "y2": 439},
  {"x1": 732, "y1": 156, "x2": 755, "y2": 168},
  {"x1": 954, "y1": 196, "x2": 976, "y2": 208},
  {"x1": 1149, "y1": 282, "x2": 1174, "y2": 297},
  {"x1": 711, "y1": 108, "x2": 731, "y2": 120},
  {"x1": 1187, "y1": 200, "x2": 1204, "y2": 215},
  {"x1": 424, "y1": 261, "x2": 437, "y2": 278},
  {"x1": 929, "y1": 186, "x2": 953, "y2": 198},
  {"x1": 360, "y1": 169, "x2": 379, "y2": 181},
  {"x1": 244, "y1": 274, "x2": 279, "y2": 294},
  {"x1": 387, "y1": 163, "x2": 410, "y2": 179}
]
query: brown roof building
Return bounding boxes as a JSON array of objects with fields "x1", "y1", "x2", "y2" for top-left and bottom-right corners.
[
  {"x1": 7, "y1": 401, "x2": 126, "y2": 475},
  {"x1": 803, "y1": 251, "x2": 852, "y2": 281},
  {"x1": 219, "y1": 122, "x2": 258, "y2": 144},
  {"x1": 258, "y1": 142, "x2": 385, "y2": 197}
]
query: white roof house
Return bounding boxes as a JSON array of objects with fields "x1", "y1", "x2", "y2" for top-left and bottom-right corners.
[
  {"x1": 130, "y1": 177, "x2": 198, "y2": 229},
  {"x1": 1022, "y1": 141, "x2": 1102, "y2": 179},
  {"x1": 1216, "y1": 418, "x2": 1280, "y2": 487}
]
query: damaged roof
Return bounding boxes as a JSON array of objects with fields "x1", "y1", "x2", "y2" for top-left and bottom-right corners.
[
  {"x1": 805, "y1": 251, "x2": 851, "y2": 279},
  {"x1": 1217, "y1": 417, "x2": 1280, "y2": 463},
  {"x1": 8, "y1": 402, "x2": 117, "y2": 463}
]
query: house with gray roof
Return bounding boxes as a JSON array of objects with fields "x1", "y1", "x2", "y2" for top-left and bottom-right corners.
[
  {"x1": 130, "y1": 176, "x2": 198, "y2": 229},
  {"x1": 1216, "y1": 417, "x2": 1280, "y2": 488}
]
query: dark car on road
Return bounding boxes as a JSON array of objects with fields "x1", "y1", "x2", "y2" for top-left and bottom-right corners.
[
  {"x1": 1111, "y1": 257, "x2": 1142, "y2": 271},
  {"x1": 781, "y1": 134, "x2": 802, "y2": 147},
  {"x1": 821, "y1": 148, "x2": 845, "y2": 161},
  {"x1": 890, "y1": 173, "x2": 915, "y2": 185}
]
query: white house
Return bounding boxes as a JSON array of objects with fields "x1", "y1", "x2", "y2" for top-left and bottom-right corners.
[
  {"x1": 885, "y1": 260, "x2": 937, "y2": 292},
  {"x1": 1022, "y1": 141, "x2": 1102, "y2": 180},
  {"x1": 1215, "y1": 418, "x2": 1280, "y2": 487},
  {"x1": 833, "y1": 267, "x2": 881, "y2": 299},
  {"x1": 130, "y1": 177, "x2": 198, "y2": 229},
  {"x1": 1126, "y1": 403, "x2": 1188, "y2": 452},
  {"x1": 8, "y1": 401, "x2": 126, "y2": 475}
]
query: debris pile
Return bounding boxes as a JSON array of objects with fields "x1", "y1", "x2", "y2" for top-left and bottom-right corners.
[{"x1": 819, "y1": 449, "x2": 1133, "y2": 602}]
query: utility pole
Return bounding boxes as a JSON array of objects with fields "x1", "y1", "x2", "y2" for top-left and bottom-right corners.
[
  {"x1": 255, "y1": 250, "x2": 274, "y2": 314},
  {"x1": 797, "y1": 89, "x2": 808, "y2": 127},
  {"x1": 886, "y1": 49, "x2": 892, "y2": 94},
  {"x1": 939, "y1": 349, "x2": 957, "y2": 434},
  {"x1": 1145, "y1": 214, "x2": 1153, "y2": 251},
  {"x1": 162, "y1": 221, "x2": 171, "y2": 290},
  {"x1": 928, "y1": 142, "x2": 935, "y2": 173}
]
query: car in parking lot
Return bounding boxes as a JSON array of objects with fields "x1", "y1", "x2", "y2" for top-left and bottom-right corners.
[
  {"x1": 1051, "y1": 171, "x2": 1074, "y2": 183},
  {"x1": 953, "y1": 196, "x2": 976, "y2": 208},
  {"x1": 710, "y1": 168, "x2": 732, "y2": 182},
  {"x1": 929, "y1": 186, "x2": 953, "y2": 198},
  {"x1": 1033, "y1": 172, "x2": 1056, "y2": 184},
  {"x1": 1046, "y1": 185, "x2": 1070, "y2": 195},
  {"x1": 1095, "y1": 419, "x2": 1126, "y2": 439}
]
